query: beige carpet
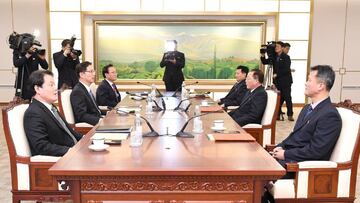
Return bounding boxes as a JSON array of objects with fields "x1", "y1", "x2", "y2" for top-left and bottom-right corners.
[{"x1": 0, "y1": 107, "x2": 359, "y2": 202}]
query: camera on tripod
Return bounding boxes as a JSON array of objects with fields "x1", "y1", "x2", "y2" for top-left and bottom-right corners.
[
  {"x1": 8, "y1": 31, "x2": 45, "y2": 55},
  {"x1": 260, "y1": 41, "x2": 276, "y2": 63},
  {"x1": 69, "y1": 35, "x2": 82, "y2": 57}
]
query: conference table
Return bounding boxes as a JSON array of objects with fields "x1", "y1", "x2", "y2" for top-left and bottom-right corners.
[{"x1": 49, "y1": 93, "x2": 285, "y2": 203}]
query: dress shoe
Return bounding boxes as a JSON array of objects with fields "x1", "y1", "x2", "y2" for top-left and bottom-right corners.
[
  {"x1": 288, "y1": 115, "x2": 294, "y2": 121},
  {"x1": 277, "y1": 114, "x2": 284, "y2": 121}
]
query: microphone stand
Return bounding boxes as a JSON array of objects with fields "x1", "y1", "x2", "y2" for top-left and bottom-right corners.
[
  {"x1": 116, "y1": 109, "x2": 160, "y2": 137},
  {"x1": 152, "y1": 99, "x2": 163, "y2": 112},
  {"x1": 171, "y1": 81, "x2": 199, "y2": 97},
  {"x1": 137, "y1": 81, "x2": 163, "y2": 97},
  {"x1": 175, "y1": 112, "x2": 212, "y2": 138},
  {"x1": 161, "y1": 97, "x2": 166, "y2": 111},
  {"x1": 173, "y1": 98, "x2": 194, "y2": 111}
]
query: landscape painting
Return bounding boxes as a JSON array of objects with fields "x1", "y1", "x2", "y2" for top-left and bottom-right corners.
[{"x1": 95, "y1": 22, "x2": 264, "y2": 81}]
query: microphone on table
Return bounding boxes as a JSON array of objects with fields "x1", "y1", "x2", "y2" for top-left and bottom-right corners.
[
  {"x1": 137, "y1": 81, "x2": 163, "y2": 97},
  {"x1": 173, "y1": 97, "x2": 195, "y2": 111},
  {"x1": 175, "y1": 112, "x2": 213, "y2": 138},
  {"x1": 171, "y1": 81, "x2": 199, "y2": 97},
  {"x1": 152, "y1": 99, "x2": 163, "y2": 112},
  {"x1": 116, "y1": 108, "x2": 160, "y2": 137},
  {"x1": 161, "y1": 97, "x2": 166, "y2": 111}
]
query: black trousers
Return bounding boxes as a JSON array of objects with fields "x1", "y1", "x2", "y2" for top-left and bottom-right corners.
[
  {"x1": 277, "y1": 84, "x2": 293, "y2": 117},
  {"x1": 164, "y1": 78, "x2": 182, "y2": 92}
]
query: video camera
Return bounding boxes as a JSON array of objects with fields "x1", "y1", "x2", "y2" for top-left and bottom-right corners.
[
  {"x1": 260, "y1": 41, "x2": 276, "y2": 62},
  {"x1": 8, "y1": 32, "x2": 45, "y2": 55},
  {"x1": 69, "y1": 35, "x2": 82, "y2": 57},
  {"x1": 164, "y1": 51, "x2": 176, "y2": 61}
]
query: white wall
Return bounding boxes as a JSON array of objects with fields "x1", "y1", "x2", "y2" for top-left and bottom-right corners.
[
  {"x1": 0, "y1": 0, "x2": 48, "y2": 102},
  {"x1": 311, "y1": 0, "x2": 360, "y2": 103}
]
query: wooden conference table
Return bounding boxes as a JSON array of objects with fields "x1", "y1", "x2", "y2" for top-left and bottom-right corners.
[{"x1": 49, "y1": 93, "x2": 285, "y2": 203}]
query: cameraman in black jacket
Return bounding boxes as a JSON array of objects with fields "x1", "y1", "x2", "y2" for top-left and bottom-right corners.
[
  {"x1": 261, "y1": 41, "x2": 294, "y2": 121},
  {"x1": 13, "y1": 45, "x2": 48, "y2": 100},
  {"x1": 53, "y1": 39, "x2": 80, "y2": 89},
  {"x1": 160, "y1": 40, "x2": 185, "y2": 91}
]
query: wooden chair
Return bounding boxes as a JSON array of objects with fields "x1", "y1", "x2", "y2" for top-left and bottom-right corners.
[
  {"x1": 2, "y1": 100, "x2": 70, "y2": 203},
  {"x1": 243, "y1": 89, "x2": 280, "y2": 146},
  {"x1": 58, "y1": 88, "x2": 93, "y2": 134},
  {"x1": 269, "y1": 101, "x2": 360, "y2": 202}
]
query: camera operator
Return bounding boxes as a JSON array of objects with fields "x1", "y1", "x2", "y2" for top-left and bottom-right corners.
[
  {"x1": 53, "y1": 39, "x2": 80, "y2": 89},
  {"x1": 160, "y1": 40, "x2": 185, "y2": 91},
  {"x1": 261, "y1": 41, "x2": 294, "y2": 121},
  {"x1": 13, "y1": 45, "x2": 48, "y2": 100}
]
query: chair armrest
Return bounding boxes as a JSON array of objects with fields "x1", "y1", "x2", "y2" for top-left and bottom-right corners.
[
  {"x1": 286, "y1": 161, "x2": 338, "y2": 172},
  {"x1": 30, "y1": 155, "x2": 61, "y2": 162},
  {"x1": 265, "y1": 144, "x2": 276, "y2": 152},
  {"x1": 75, "y1": 122, "x2": 94, "y2": 128},
  {"x1": 243, "y1": 124, "x2": 262, "y2": 128}
]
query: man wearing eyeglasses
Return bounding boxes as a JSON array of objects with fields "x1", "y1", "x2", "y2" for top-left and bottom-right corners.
[{"x1": 70, "y1": 61, "x2": 101, "y2": 125}]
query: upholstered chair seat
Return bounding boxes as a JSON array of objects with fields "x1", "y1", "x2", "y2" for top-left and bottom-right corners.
[{"x1": 243, "y1": 89, "x2": 280, "y2": 146}]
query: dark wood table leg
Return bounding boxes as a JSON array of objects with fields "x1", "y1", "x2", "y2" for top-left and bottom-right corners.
[
  {"x1": 254, "y1": 180, "x2": 265, "y2": 203},
  {"x1": 70, "y1": 180, "x2": 81, "y2": 203}
]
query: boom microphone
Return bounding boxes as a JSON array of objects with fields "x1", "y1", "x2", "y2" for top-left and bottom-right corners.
[
  {"x1": 172, "y1": 81, "x2": 199, "y2": 97},
  {"x1": 116, "y1": 108, "x2": 159, "y2": 137},
  {"x1": 175, "y1": 112, "x2": 213, "y2": 138},
  {"x1": 137, "y1": 81, "x2": 163, "y2": 97}
]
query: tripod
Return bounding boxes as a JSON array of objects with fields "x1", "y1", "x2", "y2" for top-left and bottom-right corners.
[{"x1": 264, "y1": 64, "x2": 274, "y2": 89}]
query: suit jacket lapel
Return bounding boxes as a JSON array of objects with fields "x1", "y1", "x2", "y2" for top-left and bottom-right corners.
[
  {"x1": 292, "y1": 98, "x2": 331, "y2": 133},
  {"x1": 79, "y1": 82, "x2": 100, "y2": 112},
  {"x1": 105, "y1": 80, "x2": 118, "y2": 101},
  {"x1": 33, "y1": 99, "x2": 69, "y2": 133},
  {"x1": 239, "y1": 86, "x2": 261, "y2": 107}
]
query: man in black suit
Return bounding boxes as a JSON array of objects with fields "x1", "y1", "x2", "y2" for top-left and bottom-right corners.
[
  {"x1": 261, "y1": 41, "x2": 294, "y2": 121},
  {"x1": 24, "y1": 70, "x2": 82, "y2": 156},
  {"x1": 262, "y1": 65, "x2": 342, "y2": 203},
  {"x1": 218, "y1": 65, "x2": 249, "y2": 107},
  {"x1": 53, "y1": 39, "x2": 80, "y2": 89},
  {"x1": 13, "y1": 45, "x2": 48, "y2": 100},
  {"x1": 229, "y1": 69, "x2": 267, "y2": 127},
  {"x1": 96, "y1": 64, "x2": 121, "y2": 108},
  {"x1": 272, "y1": 65, "x2": 341, "y2": 168},
  {"x1": 160, "y1": 40, "x2": 185, "y2": 91},
  {"x1": 70, "y1": 61, "x2": 101, "y2": 125}
]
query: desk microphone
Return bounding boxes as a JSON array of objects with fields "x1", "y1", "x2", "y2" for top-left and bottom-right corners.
[
  {"x1": 161, "y1": 97, "x2": 166, "y2": 111},
  {"x1": 173, "y1": 97, "x2": 195, "y2": 111},
  {"x1": 171, "y1": 81, "x2": 199, "y2": 97},
  {"x1": 175, "y1": 112, "x2": 212, "y2": 138},
  {"x1": 152, "y1": 99, "x2": 163, "y2": 112},
  {"x1": 116, "y1": 108, "x2": 160, "y2": 137},
  {"x1": 136, "y1": 81, "x2": 163, "y2": 97}
]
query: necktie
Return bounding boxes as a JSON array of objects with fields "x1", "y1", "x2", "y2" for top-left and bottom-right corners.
[
  {"x1": 51, "y1": 106, "x2": 77, "y2": 145},
  {"x1": 112, "y1": 84, "x2": 120, "y2": 102},
  {"x1": 303, "y1": 105, "x2": 313, "y2": 120},
  {"x1": 89, "y1": 90, "x2": 101, "y2": 114}
]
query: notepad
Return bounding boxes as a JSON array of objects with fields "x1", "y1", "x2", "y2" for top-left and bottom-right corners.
[
  {"x1": 200, "y1": 106, "x2": 223, "y2": 113},
  {"x1": 96, "y1": 125, "x2": 132, "y2": 133},
  {"x1": 92, "y1": 132, "x2": 129, "y2": 144},
  {"x1": 207, "y1": 133, "x2": 255, "y2": 142}
]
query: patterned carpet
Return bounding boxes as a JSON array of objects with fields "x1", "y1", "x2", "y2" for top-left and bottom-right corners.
[{"x1": 0, "y1": 107, "x2": 359, "y2": 202}]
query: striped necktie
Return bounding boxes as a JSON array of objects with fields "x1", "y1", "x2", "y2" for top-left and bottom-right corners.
[{"x1": 51, "y1": 106, "x2": 77, "y2": 144}]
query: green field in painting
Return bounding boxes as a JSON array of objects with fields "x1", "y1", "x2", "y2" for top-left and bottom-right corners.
[{"x1": 98, "y1": 58, "x2": 260, "y2": 80}]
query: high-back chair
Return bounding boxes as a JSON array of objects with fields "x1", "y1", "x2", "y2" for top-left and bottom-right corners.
[
  {"x1": 58, "y1": 88, "x2": 93, "y2": 134},
  {"x1": 270, "y1": 102, "x2": 360, "y2": 202},
  {"x1": 2, "y1": 100, "x2": 70, "y2": 203},
  {"x1": 243, "y1": 89, "x2": 280, "y2": 146}
]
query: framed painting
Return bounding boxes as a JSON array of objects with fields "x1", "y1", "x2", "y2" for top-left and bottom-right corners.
[{"x1": 94, "y1": 20, "x2": 265, "y2": 84}]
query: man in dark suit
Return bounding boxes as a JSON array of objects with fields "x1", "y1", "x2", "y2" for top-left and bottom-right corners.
[
  {"x1": 272, "y1": 65, "x2": 342, "y2": 168},
  {"x1": 96, "y1": 64, "x2": 121, "y2": 108},
  {"x1": 229, "y1": 69, "x2": 267, "y2": 127},
  {"x1": 13, "y1": 45, "x2": 48, "y2": 100},
  {"x1": 53, "y1": 39, "x2": 80, "y2": 89},
  {"x1": 70, "y1": 61, "x2": 101, "y2": 125},
  {"x1": 261, "y1": 41, "x2": 294, "y2": 121},
  {"x1": 218, "y1": 65, "x2": 249, "y2": 107},
  {"x1": 24, "y1": 70, "x2": 82, "y2": 156},
  {"x1": 160, "y1": 40, "x2": 185, "y2": 91}
]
